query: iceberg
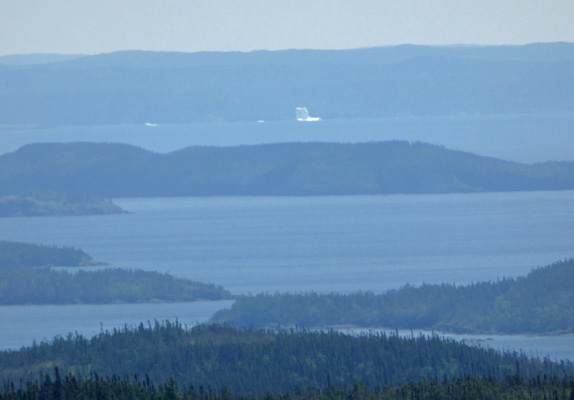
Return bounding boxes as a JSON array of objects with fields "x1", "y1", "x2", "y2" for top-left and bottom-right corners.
[{"x1": 295, "y1": 107, "x2": 321, "y2": 122}]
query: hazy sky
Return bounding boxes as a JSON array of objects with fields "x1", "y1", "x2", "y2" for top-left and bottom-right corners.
[{"x1": 1, "y1": 0, "x2": 574, "y2": 56}]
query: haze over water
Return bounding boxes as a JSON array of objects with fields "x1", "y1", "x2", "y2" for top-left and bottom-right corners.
[{"x1": 1, "y1": 113, "x2": 573, "y2": 163}]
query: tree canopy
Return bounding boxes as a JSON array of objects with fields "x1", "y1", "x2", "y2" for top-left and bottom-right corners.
[{"x1": 1, "y1": 323, "x2": 572, "y2": 396}]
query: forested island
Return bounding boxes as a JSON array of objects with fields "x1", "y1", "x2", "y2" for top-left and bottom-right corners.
[
  {"x1": 0, "y1": 241, "x2": 233, "y2": 305},
  {"x1": 211, "y1": 259, "x2": 574, "y2": 335},
  {"x1": 0, "y1": 191, "x2": 124, "y2": 217},
  {"x1": 1, "y1": 141, "x2": 573, "y2": 198},
  {"x1": 1, "y1": 323, "x2": 572, "y2": 396}
]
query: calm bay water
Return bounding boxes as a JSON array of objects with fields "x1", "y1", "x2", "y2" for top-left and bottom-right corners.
[
  {"x1": 1, "y1": 113, "x2": 574, "y2": 163},
  {"x1": 1, "y1": 191, "x2": 574, "y2": 359},
  {"x1": 3, "y1": 192, "x2": 574, "y2": 294}
]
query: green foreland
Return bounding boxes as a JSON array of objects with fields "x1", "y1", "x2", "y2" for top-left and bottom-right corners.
[
  {"x1": 211, "y1": 259, "x2": 574, "y2": 334},
  {"x1": 0, "y1": 241, "x2": 101, "y2": 268},
  {"x1": 0, "y1": 268, "x2": 234, "y2": 305},
  {"x1": 0, "y1": 241, "x2": 233, "y2": 305}
]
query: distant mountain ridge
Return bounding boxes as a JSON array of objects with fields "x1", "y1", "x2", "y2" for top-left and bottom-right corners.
[
  {"x1": 0, "y1": 141, "x2": 573, "y2": 197},
  {"x1": 11, "y1": 42, "x2": 574, "y2": 68},
  {"x1": 0, "y1": 43, "x2": 572, "y2": 126},
  {"x1": 0, "y1": 54, "x2": 84, "y2": 65}
]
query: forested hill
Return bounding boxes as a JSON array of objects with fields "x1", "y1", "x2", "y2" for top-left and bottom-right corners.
[
  {"x1": 0, "y1": 323, "x2": 572, "y2": 395},
  {"x1": 211, "y1": 259, "x2": 574, "y2": 334},
  {"x1": 1, "y1": 141, "x2": 573, "y2": 197},
  {"x1": 0, "y1": 43, "x2": 572, "y2": 126}
]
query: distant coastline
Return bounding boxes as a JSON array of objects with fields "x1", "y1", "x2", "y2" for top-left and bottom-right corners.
[
  {"x1": 2, "y1": 141, "x2": 573, "y2": 198},
  {"x1": 1, "y1": 44, "x2": 572, "y2": 126}
]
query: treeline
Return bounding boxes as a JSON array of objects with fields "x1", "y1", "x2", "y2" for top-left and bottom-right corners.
[
  {"x1": 0, "y1": 267, "x2": 233, "y2": 305},
  {"x1": 1, "y1": 323, "x2": 572, "y2": 395},
  {"x1": 0, "y1": 190, "x2": 124, "y2": 217},
  {"x1": 1, "y1": 141, "x2": 574, "y2": 198},
  {"x1": 2, "y1": 371, "x2": 574, "y2": 400},
  {"x1": 0, "y1": 241, "x2": 99, "y2": 268},
  {"x1": 1, "y1": 44, "x2": 573, "y2": 126},
  {"x1": 211, "y1": 259, "x2": 574, "y2": 334}
]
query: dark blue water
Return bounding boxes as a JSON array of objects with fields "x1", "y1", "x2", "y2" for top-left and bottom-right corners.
[
  {"x1": 1, "y1": 113, "x2": 573, "y2": 163},
  {"x1": 1, "y1": 192, "x2": 573, "y2": 358}
]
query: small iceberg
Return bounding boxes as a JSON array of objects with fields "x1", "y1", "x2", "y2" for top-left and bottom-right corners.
[
  {"x1": 145, "y1": 122, "x2": 158, "y2": 127},
  {"x1": 296, "y1": 107, "x2": 321, "y2": 122}
]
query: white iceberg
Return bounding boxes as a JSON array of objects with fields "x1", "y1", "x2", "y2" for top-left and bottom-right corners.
[{"x1": 295, "y1": 107, "x2": 321, "y2": 122}]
